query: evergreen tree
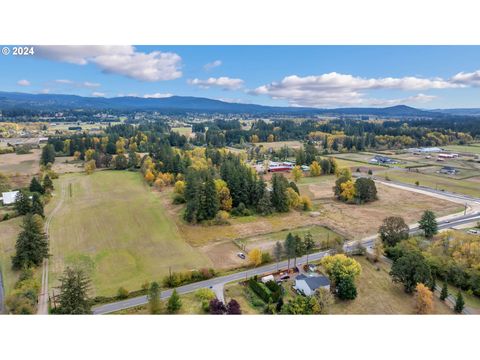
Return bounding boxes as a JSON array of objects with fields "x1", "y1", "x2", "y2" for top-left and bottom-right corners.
[
  {"x1": 12, "y1": 213, "x2": 48, "y2": 270},
  {"x1": 14, "y1": 189, "x2": 31, "y2": 215},
  {"x1": 29, "y1": 177, "x2": 45, "y2": 194},
  {"x1": 148, "y1": 281, "x2": 161, "y2": 314},
  {"x1": 167, "y1": 289, "x2": 182, "y2": 314},
  {"x1": 289, "y1": 181, "x2": 300, "y2": 195},
  {"x1": 40, "y1": 144, "x2": 56, "y2": 165},
  {"x1": 274, "y1": 241, "x2": 283, "y2": 269},
  {"x1": 419, "y1": 210, "x2": 438, "y2": 238},
  {"x1": 57, "y1": 267, "x2": 91, "y2": 314},
  {"x1": 257, "y1": 190, "x2": 273, "y2": 215},
  {"x1": 200, "y1": 175, "x2": 219, "y2": 221},
  {"x1": 293, "y1": 235, "x2": 305, "y2": 268},
  {"x1": 43, "y1": 174, "x2": 54, "y2": 191},
  {"x1": 454, "y1": 291, "x2": 465, "y2": 313},
  {"x1": 271, "y1": 174, "x2": 289, "y2": 213},
  {"x1": 284, "y1": 233, "x2": 296, "y2": 271},
  {"x1": 304, "y1": 232, "x2": 315, "y2": 265},
  {"x1": 31, "y1": 193, "x2": 44, "y2": 218},
  {"x1": 184, "y1": 171, "x2": 202, "y2": 223},
  {"x1": 440, "y1": 281, "x2": 449, "y2": 301},
  {"x1": 337, "y1": 275, "x2": 358, "y2": 300}
]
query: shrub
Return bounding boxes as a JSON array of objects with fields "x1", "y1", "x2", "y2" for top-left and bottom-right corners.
[
  {"x1": 261, "y1": 252, "x2": 272, "y2": 264},
  {"x1": 162, "y1": 268, "x2": 215, "y2": 288},
  {"x1": 214, "y1": 210, "x2": 230, "y2": 225},
  {"x1": 117, "y1": 287, "x2": 129, "y2": 299},
  {"x1": 172, "y1": 193, "x2": 186, "y2": 204},
  {"x1": 248, "y1": 278, "x2": 272, "y2": 303}
]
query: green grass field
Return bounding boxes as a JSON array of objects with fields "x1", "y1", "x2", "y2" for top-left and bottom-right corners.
[
  {"x1": 48, "y1": 171, "x2": 212, "y2": 297},
  {"x1": 171, "y1": 127, "x2": 193, "y2": 137},
  {"x1": 443, "y1": 144, "x2": 480, "y2": 155},
  {"x1": 378, "y1": 169, "x2": 480, "y2": 197},
  {"x1": 0, "y1": 217, "x2": 22, "y2": 296}
]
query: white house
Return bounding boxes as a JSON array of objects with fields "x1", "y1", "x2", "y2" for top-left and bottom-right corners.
[
  {"x1": 294, "y1": 274, "x2": 330, "y2": 296},
  {"x1": 261, "y1": 274, "x2": 274, "y2": 284},
  {"x1": 1, "y1": 191, "x2": 19, "y2": 205}
]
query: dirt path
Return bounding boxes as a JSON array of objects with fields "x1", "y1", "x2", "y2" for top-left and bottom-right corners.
[{"x1": 37, "y1": 181, "x2": 67, "y2": 315}]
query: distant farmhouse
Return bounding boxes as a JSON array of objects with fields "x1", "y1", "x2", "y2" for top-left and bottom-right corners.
[
  {"x1": 294, "y1": 274, "x2": 330, "y2": 296},
  {"x1": 438, "y1": 153, "x2": 459, "y2": 159},
  {"x1": 439, "y1": 166, "x2": 459, "y2": 175},
  {"x1": 369, "y1": 155, "x2": 398, "y2": 165}
]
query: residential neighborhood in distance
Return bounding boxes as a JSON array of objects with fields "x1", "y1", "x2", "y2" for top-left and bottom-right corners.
[{"x1": 2, "y1": 45, "x2": 480, "y2": 316}]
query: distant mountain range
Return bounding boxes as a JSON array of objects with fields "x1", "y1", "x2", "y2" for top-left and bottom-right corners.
[{"x1": 0, "y1": 91, "x2": 477, "y2": 117}]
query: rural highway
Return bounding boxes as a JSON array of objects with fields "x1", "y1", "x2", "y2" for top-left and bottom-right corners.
[{"x1": 93, "y1": 210, "x2": 480, "y2": 314}]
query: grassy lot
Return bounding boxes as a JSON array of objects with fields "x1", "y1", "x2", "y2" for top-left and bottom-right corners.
[
  {"x1": 328, "y1": 256, "x2": 452, "y2": 314},
  {"x1": 0, "y1": 217, "x2": 22, "y2": 296},
  {"x1": 47, "y1": 171, "x2": 212, "y2": 297},
  {"x1": 333, "y1": 157, "x2": 386, "y2": 171},
  {"x1": 255, "y1": 140, "x2": 303, "y2": 150},
  {"x1": 0, "y1": 149, "x2": 41, "y2": 175},
  {"x1": 377, "y1": 169, "x2": 480, "y2": 198},
  {"x1": 113, "y1": 291, "x2": 206, "y2": 314},
  {"x1": 171, "y1": 127, "x2": 193, "y2": 137},
  {"x1": 238, "y1": 225, "x2": 342, "y2": 253},
  {"x1": 443, "y1": 144, "x2": 480, "y2": 155}
]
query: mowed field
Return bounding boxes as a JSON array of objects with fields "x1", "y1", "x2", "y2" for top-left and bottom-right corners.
[
  {"x1": 47, "y1": 171, "x2": 212, "y2": 297},
  {"x1": 377, "y1": 170, "x2": 480, "y2": 198},
  {"x1": 443, "y1": 144, "x2": 480, "y2": 155},
  {"x1": 255, "y1": 140, "x2": 303, "y2": 150}
]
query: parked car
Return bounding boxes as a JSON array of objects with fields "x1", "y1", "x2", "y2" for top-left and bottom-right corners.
[
  {"x1": 467, "y1": 229, "x2": 480, "y2": 235},
  {"x1": 280, "y1": 274, "x2": 290, "y2": 280},
  {"x1": 237, "y1": 252, "x2": 246, "y2": 259}
]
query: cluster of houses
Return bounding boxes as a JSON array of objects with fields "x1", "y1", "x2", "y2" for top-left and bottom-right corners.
[{"x1": 253, "y1": 161, "x2": 310, "y2": 174}]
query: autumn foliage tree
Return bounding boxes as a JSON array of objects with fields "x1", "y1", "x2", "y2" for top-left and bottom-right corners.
[
  {"x1": 309, "y1": 161, "x2": 321, "y2": 176},
  {"x1": 415, "y1": 283, "x2": 434, "y2": 314},
  {"x1": 248, "y1": 248, "x2": 262, "y2": 267},
  {"x1": 292, "y1": 166, "x2": 303, "y2": 182}
]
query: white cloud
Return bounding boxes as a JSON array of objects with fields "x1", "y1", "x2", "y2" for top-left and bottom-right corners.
[
  {"x1": 36, "y1": 46, "x2": 182, "y2": 82},
  {"x1": 204, "y1": 60, "x2": 222, "y2": 71},
  {"x1": 91, "y1": 92, "x2": 106, "y2": 97},
  {"x1": 54, "y1": 79, "x2": 101, "y2": 88},
  {"x1": 143, "y1": 93, "x2": 173, "y2": 98},
  {"x1": 451, "y1": 70, "x2": 480, "y2": 86},
  {"x1": 251, "y1": 72, "x2": 459, "y2": 107},
  {"x1": 39, "y1": 88, "x2": 50, "y2": 94},
  {"x1": 17, "y1": 79, "x2": 31, "y2": 86},
  {"x1": 188, "y1": 76, "x2": 244, "y2": 90}
]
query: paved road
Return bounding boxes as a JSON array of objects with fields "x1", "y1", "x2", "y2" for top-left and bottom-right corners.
[{"x1": 93, "y1": 212, "x2": 480, "y2": 314}]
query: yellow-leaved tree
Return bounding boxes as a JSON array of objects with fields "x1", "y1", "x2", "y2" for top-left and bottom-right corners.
[
  {"x1": 84, "y1": 160, "x2": 96, "y2": 175},
  {"x1": 286, "y1": 187, "x2": 301, "y2": 209},
  {"x1": 292, "y1": 166, "x2": 303, "y2": 182},
  {"x1": 415, "y1": 283, "x2": 434, "y2": 314},
  {"x1": 248, "y1": 248, "x2": 262, "y2": 267},
  {"x1": 174, "y1": 180, "x2": 186, "y2": 195},
  {"x1": 214, "y1": 179, "x2": 233, "y2": 211},
  {"x1": 309, "y1": 161, "x2": 321, "y2": 176},
  {"x1": 144, "y1": 169, "x2": 155, "y2": 184},
  {"x1": 340, "y1": 180, "x2": 356, "y2": 202}
]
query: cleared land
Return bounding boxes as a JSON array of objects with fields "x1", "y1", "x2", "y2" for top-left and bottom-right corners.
[
  {"x1": 377, "y1": 170, "x2": 480, "y2": 198},
  {"x1": 51, "y1": 156, "x2": 85, "y2": 174},
  {"x1": 255, "y1": 140, "x2": 303, "y2": 150},
  {"x1": 298, "y1": 175, "x2": 462, "y2": 240},
  {"x1": 47, "y1": 171, "x2": 212, "y2": 297},
  {"x1": 171, "y1": 127, "x2": 193, "y2": 137},
  {"x1": 443, "y1": 144, "x2": 480, "y2": 155},
  {"x1": 0, "y1": 149, "x2": 41, "y2": 175}
]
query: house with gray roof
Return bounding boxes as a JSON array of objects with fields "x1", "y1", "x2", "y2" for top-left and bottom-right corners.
[{"x1": 294, "y1": 273, "x2": 330, "y2": 296}]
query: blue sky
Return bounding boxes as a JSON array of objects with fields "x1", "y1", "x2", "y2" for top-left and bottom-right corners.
[{"x1": 1, "y1": 46, "x2": 480, "y2": 108}]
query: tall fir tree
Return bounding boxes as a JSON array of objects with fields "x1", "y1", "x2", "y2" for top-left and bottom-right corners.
[
  {"x1": 43, "y1": 174, "x2": 54, "y2": 191},
  {"x1": 14, "y1": 189, "x2": 31, "y2": 215},
  {"x1": 40, "y1": 144, "x2": 56, "y2": 165},
  {"x1": 12, "y1": 213, "x2": 48, "y2": 270},
  {"x1": 454, "y1": 291, "x2": 465, "y2": 313},
  {"x1": 200, "y1": 175, "x2": 219, "y2": 221},
  {"x1": 31, "y1": 193, "x2": 44, "y2": 218},
  {"x1": 440, "y1": 281, "x2": 449, "y2": 301},
  {"x1": 56, "y1": 267, "x2": 91, "y2": 314},
  {"x1": 271, "y1": 174, "x2": 289, "y2": 213},
  {"x1": 419, "y1": 210, "x2": 438, "y2": 238},
  {"x1": 29, "y1": 177, "x2": 45, "y2": 194}
]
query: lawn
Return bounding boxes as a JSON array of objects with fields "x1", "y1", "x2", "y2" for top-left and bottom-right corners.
[
  {"x1": 255, "y1": 140, "x2": 303, "y2": 150},
  {"x1": 377, "y1": 169, "x2": 480, "y2": 198},
  {"x1": 0, "y1": 217, "x2": 22, "y2": 296},
  {"x1": 47, "y1": 171, "x2": 212, "y2": 297},
  {"x1": 329, "y1": 256, "x2": 453, "y2": 314}
]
